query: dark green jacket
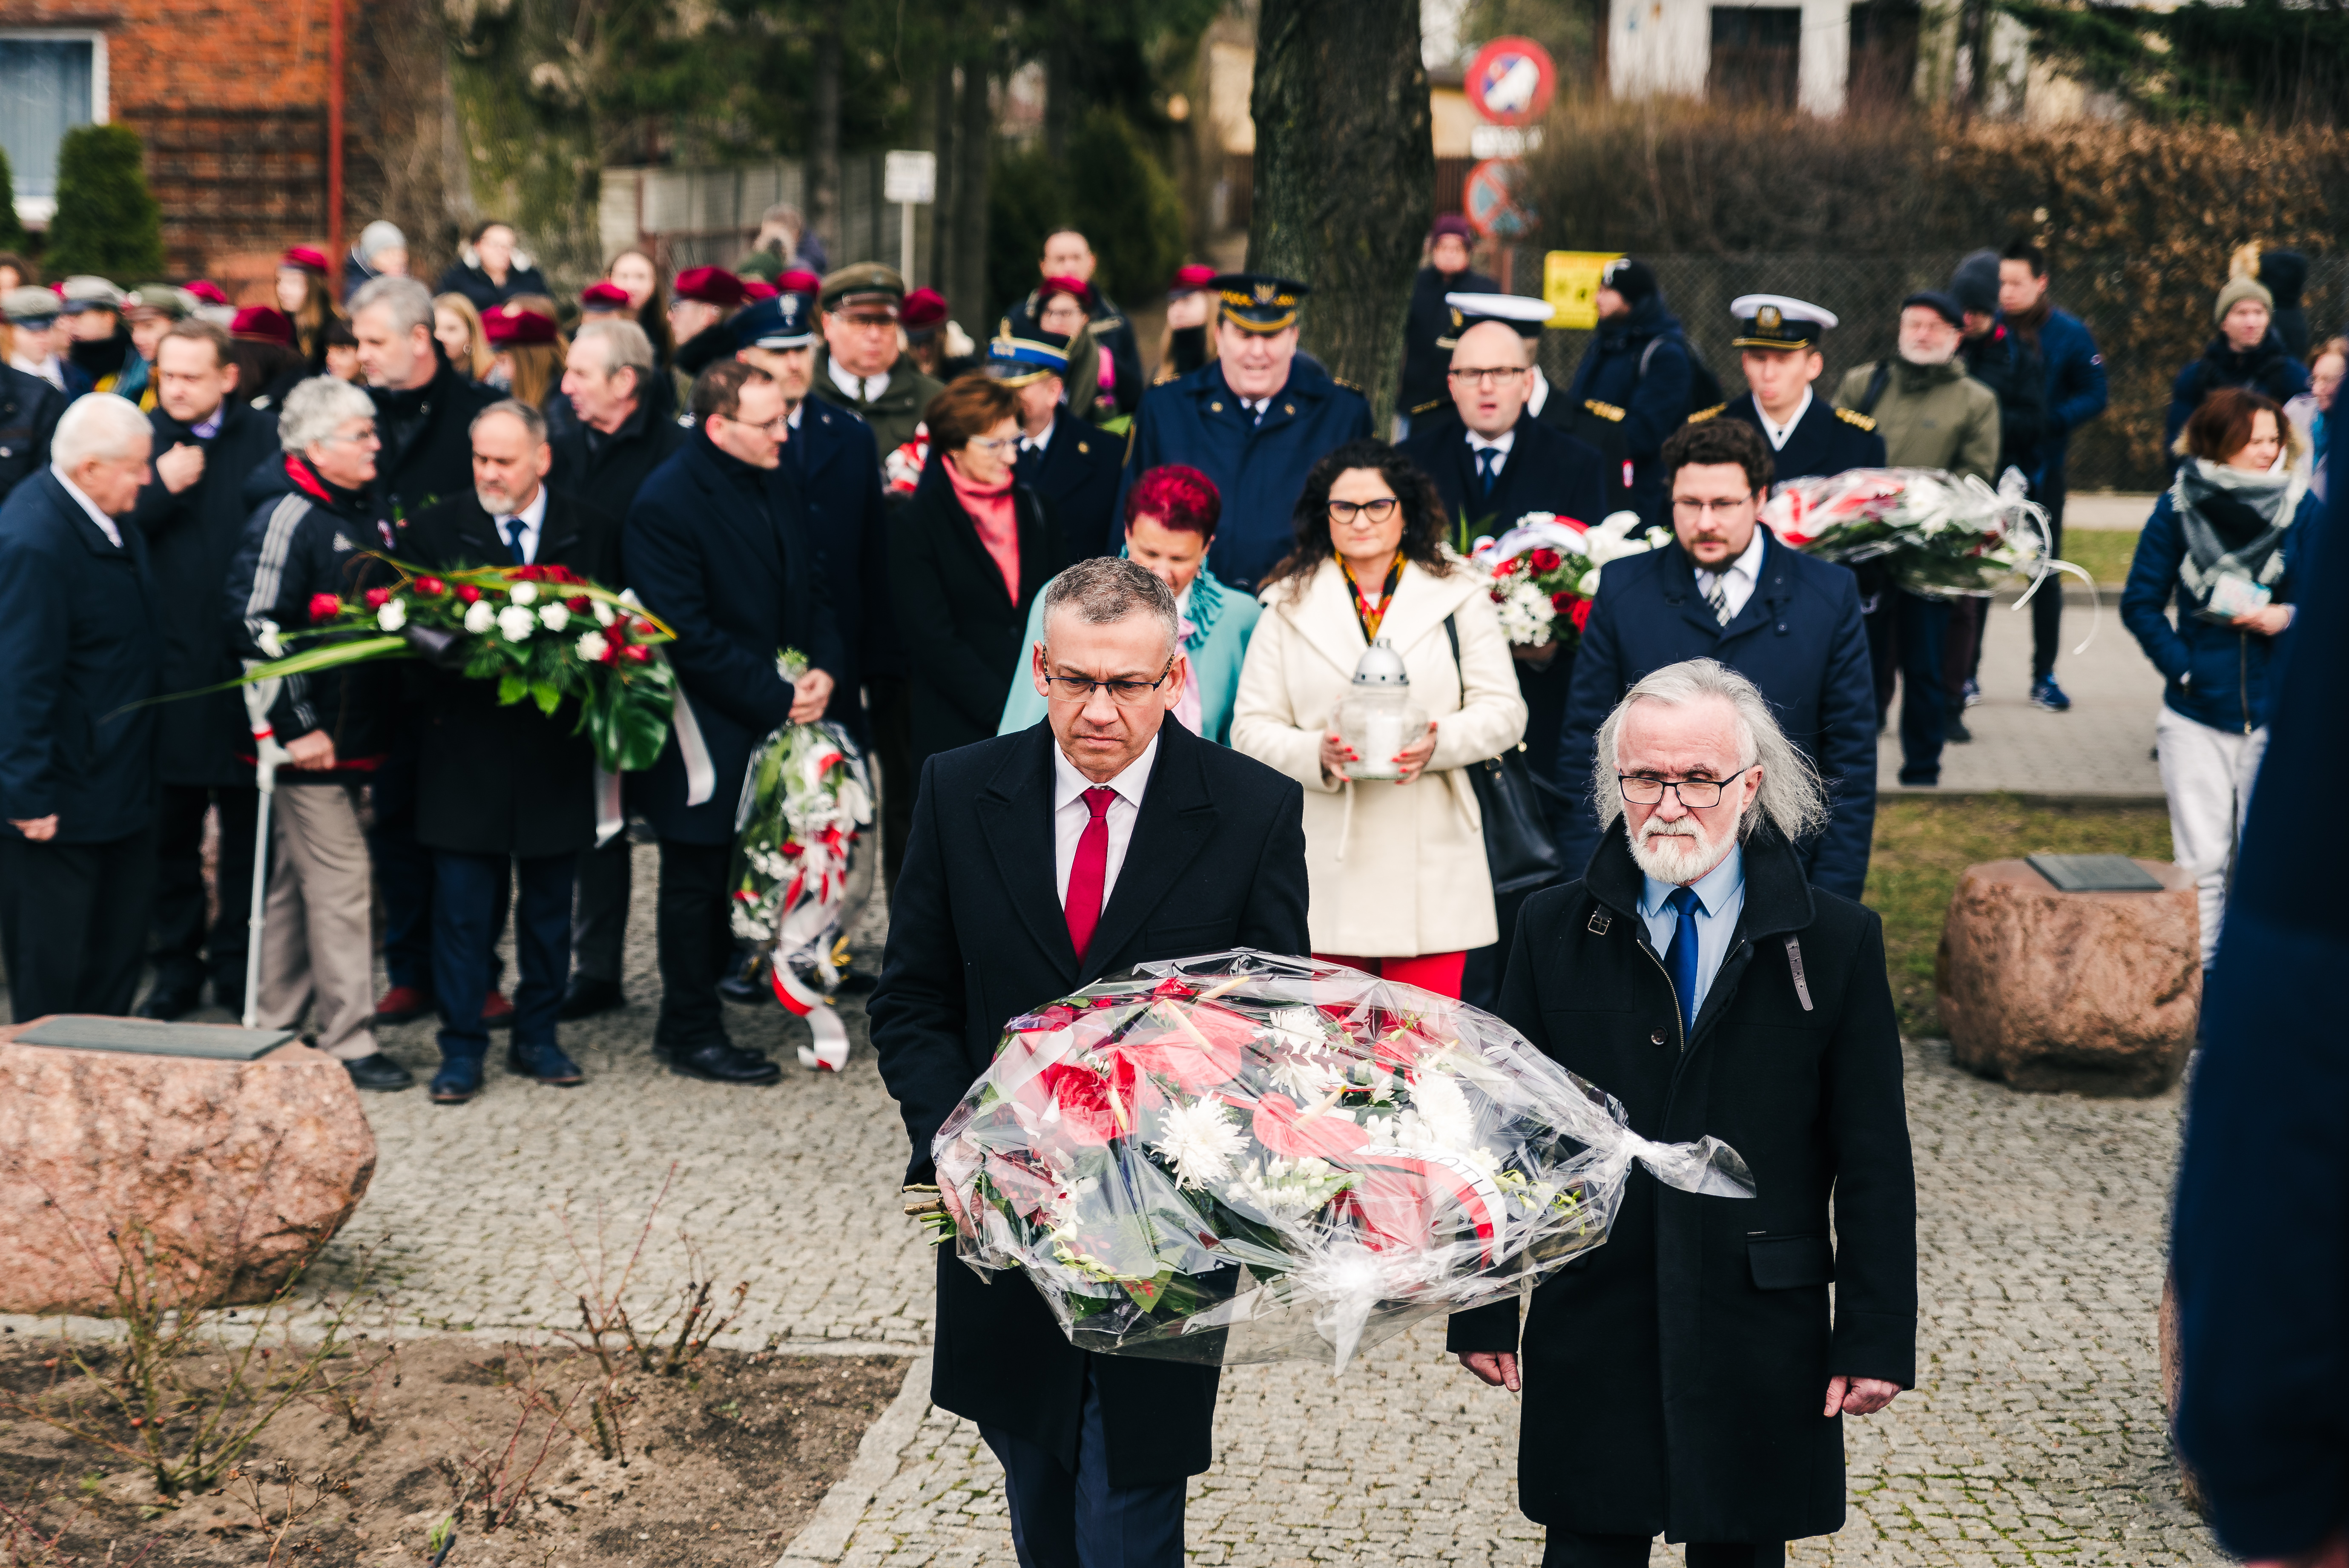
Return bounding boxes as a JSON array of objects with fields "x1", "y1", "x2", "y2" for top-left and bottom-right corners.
[
  {"x1": 1834, "y1": 357, "x2": 2000, "y2": 483},
  {"x1": 808, "y1": 348, "x2": 945, "y2": 459}
]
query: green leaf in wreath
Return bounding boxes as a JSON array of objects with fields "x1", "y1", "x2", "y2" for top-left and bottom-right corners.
[
  {"x1": 497, "y1": 672, "x2": 527, "y2": 706},
  {"x1": 531, "y1": 678, "x2": 563, "y2": 716}
]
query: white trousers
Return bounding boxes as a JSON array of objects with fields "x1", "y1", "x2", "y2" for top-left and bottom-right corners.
[{"x1": 2154, "y1": 706, "x2": 2269, "y2": 968}]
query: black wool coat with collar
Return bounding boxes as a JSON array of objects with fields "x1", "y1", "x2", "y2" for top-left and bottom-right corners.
[
  {"x1": 869, "y1": 716, "x2": 1309, "y2": 1491},
  {"x1": 1447, "y1": 817, "x2": 1915, "y2": 1547}
]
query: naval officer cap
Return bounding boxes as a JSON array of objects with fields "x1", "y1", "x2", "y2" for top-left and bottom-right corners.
[
  {"x1": 732, "y1": 291, "x2": 816, "y2": 351},
  {"x1": 1730, "y1": 294, "x2": 1839, "y2": 352},
  {"x1": 985, "y1": 327, "x2": 1071, "y2": 387},
  {"x1": 1211, "y1": 272, "x2": 1309, "y2": 334},
  {"x1": 1439, "y1": 290, "x2": 1555, "y2": 348}
]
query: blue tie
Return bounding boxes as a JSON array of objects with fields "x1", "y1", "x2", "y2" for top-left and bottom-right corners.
[
  {"x1": 501, "y1": 516, "x2": 528, "y2": 565},
  {"x1": 1475, "y1": 446, "x2": 1498, "y2": 496},
  {"x1": 1663, "y1": 885, "x2": 1701, "y2": 1042}
]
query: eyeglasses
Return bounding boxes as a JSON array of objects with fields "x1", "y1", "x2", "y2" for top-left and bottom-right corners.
[
  {"x1": 717, "y1": 413, "x2": 791, "y2": 434},
  {"x1": 1670, "y1": 497, "x2": 1754, "y2": 517},
  {"x1": 1042, "y1": 661, "x2": 1176, "y2": 706},
  {"x1": 1617, "y1": 767, "x2": 1752, "y2": 809},
  {"x1": 1447, "y1": 367, "x2": 1528, "y2": 386},
  {"x1": 1327, "y1": 497, "x2": 1400, "y2": 524},
  {"x1": 966, "y1": 434, "x2": 1020, "y2": 453}
]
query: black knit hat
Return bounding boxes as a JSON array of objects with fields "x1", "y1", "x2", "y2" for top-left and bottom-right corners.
[
  {"x1": 1600, "y1": 256, "x2": 1658, "y2": 308},
  {"x1": 1950, "y1": 249, "x2": 2001, "y2": 316}
]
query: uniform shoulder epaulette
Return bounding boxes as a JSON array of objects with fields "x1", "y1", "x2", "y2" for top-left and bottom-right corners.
[
  {"x1": 1835, "y1": 407, "x2": 1877, "y2": 432},
  {"x1": 1409, "y1": 397, "x2": 1444, "y2": 416},
  {"x1": 1093, "y1": 314, "x2": 1125, "y2": 333},
  {"x1": 1583, "y1": 399, "x2": 1626, "y2": 422},
  {"x1": 1332, "y1": 375, "x2": 1364, "y2": 394},
  {"x1": 1686, "y1": 402, "x2": 1726, "y2": 424}
]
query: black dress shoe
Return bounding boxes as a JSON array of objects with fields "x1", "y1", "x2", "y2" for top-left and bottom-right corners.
[
  {"x1": 344, "y1": 1053, "x2": 416, "y2": 1092},
  {"x1": 1943, "y1": 715, "x2": 1972, "y2": 744},
  {"x1": 657, "y1": 1040, "x2": 784, "y2": 1086},
  {"x1": 137, "y1": 986, "x2": 200, "y2": 1022},
  {"x1": 717, "y1": 950, "x2": 771, "y2": 1007},
  {"x1": 558, "y1": 976, "x2": 626, "y2": 1021}
]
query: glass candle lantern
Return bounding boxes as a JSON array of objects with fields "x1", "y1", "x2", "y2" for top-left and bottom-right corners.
[{"x1": 1336, "y1": 638, "x2": 1424, "y2": 782}]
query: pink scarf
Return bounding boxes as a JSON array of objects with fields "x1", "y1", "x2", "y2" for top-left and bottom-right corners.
[{"x1": 945, "y1": 452, "x2": 1020, "y2": 602}]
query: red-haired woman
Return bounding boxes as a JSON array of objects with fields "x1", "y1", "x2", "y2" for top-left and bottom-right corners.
[{"x1": 996, "y1": 464, "x2": 1261, "y2": 744}]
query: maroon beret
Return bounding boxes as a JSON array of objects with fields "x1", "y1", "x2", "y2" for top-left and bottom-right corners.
[
  {"x1": 1168, "y1": 264, "x2": 1218, "y2": 297},
  {"x1": 280, "y1": 245, "x2": 330, "y2": 273},
  {"x1": 1039, "y1": 275, "x2": 1094, "y2": 311},
  {"x1": 901, "y1": 287, "x2": 949, "y2": 332},
  {"x1": 580, "y1": 281, "x2": 633, "y2": 311},
  {"x1": 185, "y1": 279, "x2": 230, "y2": 306},
  {"x1": 482, "y1": 303, "x2": 558, "y2": 345},
  {"x1": 778, "y1": 269, "x2": 823, "y2": 297},
  {"x1": 673, "y1": 266, "x2": 747, "y2": 308},
  {"x1": 1428, "y1": 214, "x2": 1476, "y2": 244},
  {"x1": 229, "y1": 305, "x2": 297, "y2": 346},
  {"x1": 741, "y1": 278, "x2": 780, "y2": 302}
]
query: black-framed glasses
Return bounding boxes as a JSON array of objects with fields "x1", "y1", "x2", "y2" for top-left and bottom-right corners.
[
  {"x1": 1327, "y1": 497, "x2": 1400, "y2": 524},
  {"x1": 1042, "y1": 661, "x2": 1176, "y2": 706},
  {"x1": 1447, "y1": 366, "x2": 1528, "y2": 386},
  {"x1": 1617, "y1": 767, "x2": 1752, "y2": 808}
]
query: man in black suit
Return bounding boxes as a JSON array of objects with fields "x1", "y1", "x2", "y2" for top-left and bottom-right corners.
[
  {"x1": 986, "y1": 327, "x2": 1123, "y2": 570},
  {"x1": 550, "y1": 315, "x2": 685, "y2": 1022},
  {"x1": 405, "y1": 399, "x2": 621, "y2": 1103},
  {"x1": 624, "y1": 360, "x2": 843, "y2": 1085},
  {"x1": 0, "y1": 394, "x2": 163, "y2": 1019},
  {"x1": 0, "y1": 352, "x2": 64, "y2": 506},
  {"x1": 127, "y1": 319, "x2": 281, "y2": 1019},
  {"x1": 873, "y1": 557, "x2": 1309, "y2": 1568},
  {"x1": 1685, "y1": 296, "x2": 1886, "y2": 482}
]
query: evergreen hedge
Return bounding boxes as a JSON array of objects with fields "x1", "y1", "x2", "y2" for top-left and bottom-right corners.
[
  {"x1": 45, "y1": 124, "x2": 165, "y2": 281},
  {"x1": 0, "y1": 146, "x2": 26, "y2": 256}
]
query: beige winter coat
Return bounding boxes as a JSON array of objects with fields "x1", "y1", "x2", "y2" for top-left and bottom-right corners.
[{"x1": 1231, "y1": 556, "x2": 1527, "y2": 957}]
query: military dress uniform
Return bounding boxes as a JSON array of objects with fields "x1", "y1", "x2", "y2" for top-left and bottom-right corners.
[
  {"x1": 807, "y1": 263, "x2": 946, "y2": 458},
  {"x1": 1121, "y1": 273, "x2": 1372, "y2": 592},
  {"x1": 1686, "y1": 295, "x2": 1886, "y2": 483},
  {"x1": 987, "y1": 329, "x2": 1125, "y2": 571}
]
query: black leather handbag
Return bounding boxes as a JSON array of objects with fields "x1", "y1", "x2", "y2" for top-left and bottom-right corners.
[{"x1": 1444, "y1": 614, "x2": 1567, "y2": 897}]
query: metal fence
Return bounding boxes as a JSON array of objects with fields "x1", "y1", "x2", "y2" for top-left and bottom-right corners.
[
  {"x1": 1501, "y1": 248, "x2": 2349, "y2": 493},
  {"x1": 599, "y1": 154, "x2": 920, "y2": 277}
]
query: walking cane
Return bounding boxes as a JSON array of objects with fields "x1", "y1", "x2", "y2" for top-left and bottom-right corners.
[{"x1": 239, "y1": 678, "x2": 289, "y2": 1031}]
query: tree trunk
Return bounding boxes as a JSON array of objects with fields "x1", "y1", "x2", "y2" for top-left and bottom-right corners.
[
  {"x1": 1248, "y1": 0, "x2": 1432, "y2": 430},
  {"x1": 956, "y1": 63, "x2": 993, "y2": 326},
  {"x1": 809, "y1": 1, "x2": 844, "y2": 262},
  {"x1": 930, "y1": 63, "x2": 959, "y2": 293}
]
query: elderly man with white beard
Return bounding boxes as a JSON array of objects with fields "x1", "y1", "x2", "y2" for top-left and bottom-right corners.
[{"x1": 1447, "y1": 657, "x2": 1916, "y2": 1568}]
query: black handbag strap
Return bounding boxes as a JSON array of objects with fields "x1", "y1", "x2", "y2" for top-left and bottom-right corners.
[{"x1": 1444, "y1": 611, "x2": 1576, "y2": 805}]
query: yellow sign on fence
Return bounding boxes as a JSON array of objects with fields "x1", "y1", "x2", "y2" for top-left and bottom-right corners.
[{"x1": 1543, "y1": 250, "x2": 1622, "y2": 330}]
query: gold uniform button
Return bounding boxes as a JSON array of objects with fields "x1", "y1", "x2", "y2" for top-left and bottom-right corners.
[
  {"x1": 1210, "y1": 402, "x2": 1223, "y2": 412},
  {"x1": 1284, "y1": 403, "x2": 1295, "y2": 414},
  {"x1": 1077, "y1": 442, "x2": 1089, "y2": 454}
]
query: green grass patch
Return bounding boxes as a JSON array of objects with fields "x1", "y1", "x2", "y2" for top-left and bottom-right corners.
[
  {"x1": 2056, "y1": 527, "x2": 2141, "y2": 587},
  {"x1": 1865, "y1": 793, "x2": 2173, "y2": 1038}
]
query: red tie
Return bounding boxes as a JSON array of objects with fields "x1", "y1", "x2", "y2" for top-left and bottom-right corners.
[{"x1": 1064, "y1": 787, "x2": 1117, "y2": 962}]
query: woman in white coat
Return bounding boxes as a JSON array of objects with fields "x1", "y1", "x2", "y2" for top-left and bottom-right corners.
[{"x1": 1231, "y1": 439, "x2": 1527, "y2": 999}]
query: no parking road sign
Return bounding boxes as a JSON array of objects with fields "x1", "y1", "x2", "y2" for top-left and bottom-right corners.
[{"x1": 1467, "y1": 37, "x2": 1556, "y2": 126}]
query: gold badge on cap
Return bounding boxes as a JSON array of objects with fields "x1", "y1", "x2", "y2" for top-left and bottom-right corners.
[
  {"x1": 1254, "y1": 282, "x2": 1277, "y2": 305},
  {"x1": 1757, "y1": 304, "x2": 1783, "y2": 331}
]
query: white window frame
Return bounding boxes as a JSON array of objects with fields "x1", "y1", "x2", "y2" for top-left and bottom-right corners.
[{"x1": 0, "y1": 29, "x2": 110, "y2": 227}]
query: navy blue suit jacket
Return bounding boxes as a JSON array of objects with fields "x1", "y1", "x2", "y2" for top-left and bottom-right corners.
[
  {"x1": 1403, "y1": 410, "x2": 1611, "y2": 534},
  {"x1": 622, "y1": 435, "x2": 844, "y2": 845},
  {"x1": 1122, "y1": 356, "x2": 1371, "y2": 592},
  {"x1": 1553, "y1": 529, "x2": 1878, "y2": 898},
  {"x1": 1018, "y1": 409, "x2": 1124, "y2": 571},
  {"x1": 0, "y1": 471, "x2": 162, "y2": 842},
  {"x1": 792, "y1": 396, "x2": 895, "y2": 719},
  {"x1": 1707, "y1": 394, "x2": 1886, "y2": 482}
]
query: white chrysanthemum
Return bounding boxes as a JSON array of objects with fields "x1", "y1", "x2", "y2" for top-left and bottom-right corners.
[
  {"x1": 462, "y1": 600, "x2": 496, "y2": 635},
  {"x1": 1149, "y1": 1098, "x2": 1246, "y2": 1190},
  {"x1": 496, "y1": 604, "x2": 536, "y2": 642},
  {"x1": 1268, "y1": 1053, "x2": 1344, "y2": 1101},
  {"x1": 539, "y1": 602, "x2": 571, "y2": 632},
  {"x1": 256, "y1": 619, "x2": 284, "y2": 658},
  {"x1": 376, "y1": 599, "x2": 407, "y2": 632},
  {"x1": 576, "y1": 630, "x2": 610, "y2": 662},
  {"x1": 591, "y1": 598, "x2": 617, "y2": 626},
  {"x1": 1407, "y1": 1068, "x2": 1478, "y2": 1152},
  {"x1": 509, "y1": 580, "x2": 538, "y2": 606}
]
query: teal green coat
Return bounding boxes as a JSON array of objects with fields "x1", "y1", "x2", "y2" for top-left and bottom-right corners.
[{"x1": 997, "y1": 568, "x2": 1261, "y2": 744}]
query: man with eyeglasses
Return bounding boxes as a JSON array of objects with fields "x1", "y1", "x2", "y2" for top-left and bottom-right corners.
[
  {"x1": 1550, "y1": 419, "x2": 1877, "y2": 899},
  {"x1": 874, "y1": 555, "x2": 1307, "y2": 1568},
  {"x1": 623, "y1": 359, "x2": 844, "y2": 1086},
  {"x1": 1451, "y1": 655, "x2": 1914, "y2": 1568}
]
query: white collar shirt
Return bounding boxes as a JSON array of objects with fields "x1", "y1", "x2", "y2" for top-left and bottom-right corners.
[
  {"x1": 14, "y1": 353, "x2": 64, "y2": 392},
  {"x1": 1051, "y1": 732, "x2": 1160, "y2": 913},
  {"x1": 1694, "y1": 524, "x2": 1769, "y2": 623},
  {"x1": 493, "y1": 485, "x2": 549, "y2": 565},
  {"x1": 1466, "y1": 425, "x2": 1516, "y2": 478},
  {"x1": 1638, "y1": 842, "x2": 1747, "y2": 1029},
  {"x1": 52, "y1": 465, "x2": 123, "y2": 548},
  {"x1": 1022, "y1": 418, "x2": 1054, "y2": 456},
  {"x1": 827, "y1": 357, "x2": 889, "y2": 404},
  {"x1": 1753, "y1": 387, "x2": 1813, "y2": 452},
  {"x1": 1526, "y1": 365, "x2": 1551, "y2": 418}
]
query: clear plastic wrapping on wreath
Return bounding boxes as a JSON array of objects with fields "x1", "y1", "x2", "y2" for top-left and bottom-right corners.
[
  {"x1": 729, "y1": 718, "x2": 873, "y2": 1066},
  {"x1": 930, "y1": 951, "x2": 1753, "y2": 1371},
  {"x1": 1760, "y1": 465, "x2": 2055, "y2": 598}
]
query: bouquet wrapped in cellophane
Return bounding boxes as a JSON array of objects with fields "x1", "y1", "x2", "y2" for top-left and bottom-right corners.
[
  {"x1": 1762, "y1": 466, "x2": 2065, "y2": 600},
  {"x1": 729, "y1": 653, "x2": 874, "y2": 1071},
  {"x1": 930, "y1": 951, "x2": 1754, "y2": 1372},
  {"x1": 1470, "y1": 511, "x2": 1674, "y2": 654}
]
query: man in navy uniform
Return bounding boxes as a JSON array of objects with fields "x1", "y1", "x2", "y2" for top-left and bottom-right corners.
[
  {"x1": 989, "y1": 328, "x2": 1123, "y2": 574},
  {"x1": 1121, "y1": 273, "x2": 1371, "y2": 592},
  {"x1": 1688, "y1": 295, "x2": 1885, "y2": 481}
]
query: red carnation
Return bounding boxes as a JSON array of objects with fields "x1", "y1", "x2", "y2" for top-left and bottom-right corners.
[
  {"x1": 1530, "y1": 547, "x2": 1562, "y2": 572},
  {"x1": 598, "y1": 639, "x2": 623, "y2": 664},
  {"x1": 364, "y1": 587, "x2": 393, "y2": 609},
  {"x1": 456, "y1": 584, "x2": 482, "y2": 604},
  {"x1": 414, "y1": 576, "x2": 446, "y2": 597},
  {"x1": 307, "y1": 593, "x2": 342, "y2": 621},
  {"x1": 1550, "y1": 590, "x2": 1575, "y2": 612},
  {"x1": 566, "y1": 596, "x2": 591, "y2": 613},
  {"x1": 620, "y1": 643, "x2": 652, "y2": 663}
]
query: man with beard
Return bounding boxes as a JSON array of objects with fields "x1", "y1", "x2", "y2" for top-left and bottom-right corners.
[{"x1": 1451, "y1": 656, "x2": 1915, "y2": 1568}]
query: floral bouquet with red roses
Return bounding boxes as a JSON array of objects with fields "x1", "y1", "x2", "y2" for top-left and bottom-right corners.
[
  {"x1": 238, "y1": 560, "x2": 678, "y2": 772},
  {"x1": 1471, "y1": 511, "x2": 1672, "y2": 655},
  {"x1": 929, "y1": 951, "x2": 1753, "y2": 1371}
]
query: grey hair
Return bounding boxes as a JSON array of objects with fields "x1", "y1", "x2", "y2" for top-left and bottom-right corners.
[
  {"x1": 471, "y1": 396, "x2": 548, "y2": 448},
  {"x1": 573, "y1": 317, "x2": 654, "y2": 385},
  {"x1": 1591, "y1": 657, "x2": 1829, "y2": 845},
  {"x1": 51, "y1": 393, "x2": 153, "y2": 470},
  {"x1": 348, "y1": 274, "x2": 435, "y2": 339},
  {"x1": 279, "y1": 376, "x2": 378, "y2": 455},
  {"x1": 1040, "y1": 557, "x2": 1181, "y2": 660}
]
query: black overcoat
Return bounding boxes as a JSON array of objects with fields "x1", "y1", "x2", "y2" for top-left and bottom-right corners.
[
  {"x1": 372, "y1": 355, "x2": 501, "y2": 522},
  {"x1": 128, "y1": 399, "x2": 282, "y2": 787},
  {"x1": 402, "y1": 490, "x2": 621, "y2": 859},
  {"x1": 1017, "y1": 408, "x2": 1124, "y2": 571},
  {"x1": 1447, "y1": 819, "x2": 1915, "y2": 1545},
  {"x1": 548, "y1": 388, "x2": 683, "y2": 548},
  {"x1": 870, "y1": 716, "x2": 1309, "y2": 1490},
  {"x1": 621, "y1": 434, "x2": 844, "y2": 846},
  {"x1": 791, "y1": 395, "x2": 897, "y2": 717},
  {"x1": 889, "y1": 458, "x2": 1055, "y2": 778},
  {"x1": 0, "y1": 363, "x2": 63, "y2": 506}
]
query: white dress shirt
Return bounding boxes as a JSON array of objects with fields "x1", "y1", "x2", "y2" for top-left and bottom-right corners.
[
  {"x1": 1638, "y1": 842, "x2": 1747, "y2": 1024},
  {"x1": 1754, "y1": 387, "x2": 1812, "y2": 452},
  {"x1": 52, "y1": 465, "x2": 124, "y2": 548},
  {"x1": 1526, "y1": 365, "x2": 1552, "y2": 418},
  {"x1": 1466, "y1": 426, "x2": 1516, "y2": 480},
  {"x1": 1239, "y1": 395, "x2": 1271, "y2": 424},
  {"x1": 827, "y1": 357, "x2": 889, "y2": 404},
  {"x1": 1052, "y1": 733, "x2": 1160, "y2": 912},
  {"x1": 14, "y1": 353, "x2": 66, "y2": 392},
  {"x1": 492, "y1": 484, "x2": 549, "y2": 565},
  {"x1": 1022, "y1": 418, "x2": 1055, "y2": 456},
  {"x1": 1694, "y1": 524, "x2": 1768, "y2": 623}
]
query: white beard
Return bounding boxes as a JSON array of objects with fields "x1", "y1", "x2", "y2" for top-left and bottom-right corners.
[
  {"x1": 1898, "y1": 342, "x2": 1956, "y2": 368},
  {"x1": 1628, "y1": 806, "x2": 1740, "y2": 885}
]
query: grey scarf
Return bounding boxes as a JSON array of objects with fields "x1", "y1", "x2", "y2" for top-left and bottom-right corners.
[{"x1": 2171, "y1": 458, "x2": 2300, "y2": 621}]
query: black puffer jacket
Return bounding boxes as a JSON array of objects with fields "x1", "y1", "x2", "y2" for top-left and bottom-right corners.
[{"x1": 2165, "y1": 333, "x2": 2312, "y2": 457}]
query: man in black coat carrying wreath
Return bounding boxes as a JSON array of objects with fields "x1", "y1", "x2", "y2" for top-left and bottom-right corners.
[
  {"x1": 1449, "y1": 657, "x2": 1915, "y2": 1568},
  {"x1": 871, "y1": 558, "x2": 1309, "y2": 1568}
]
